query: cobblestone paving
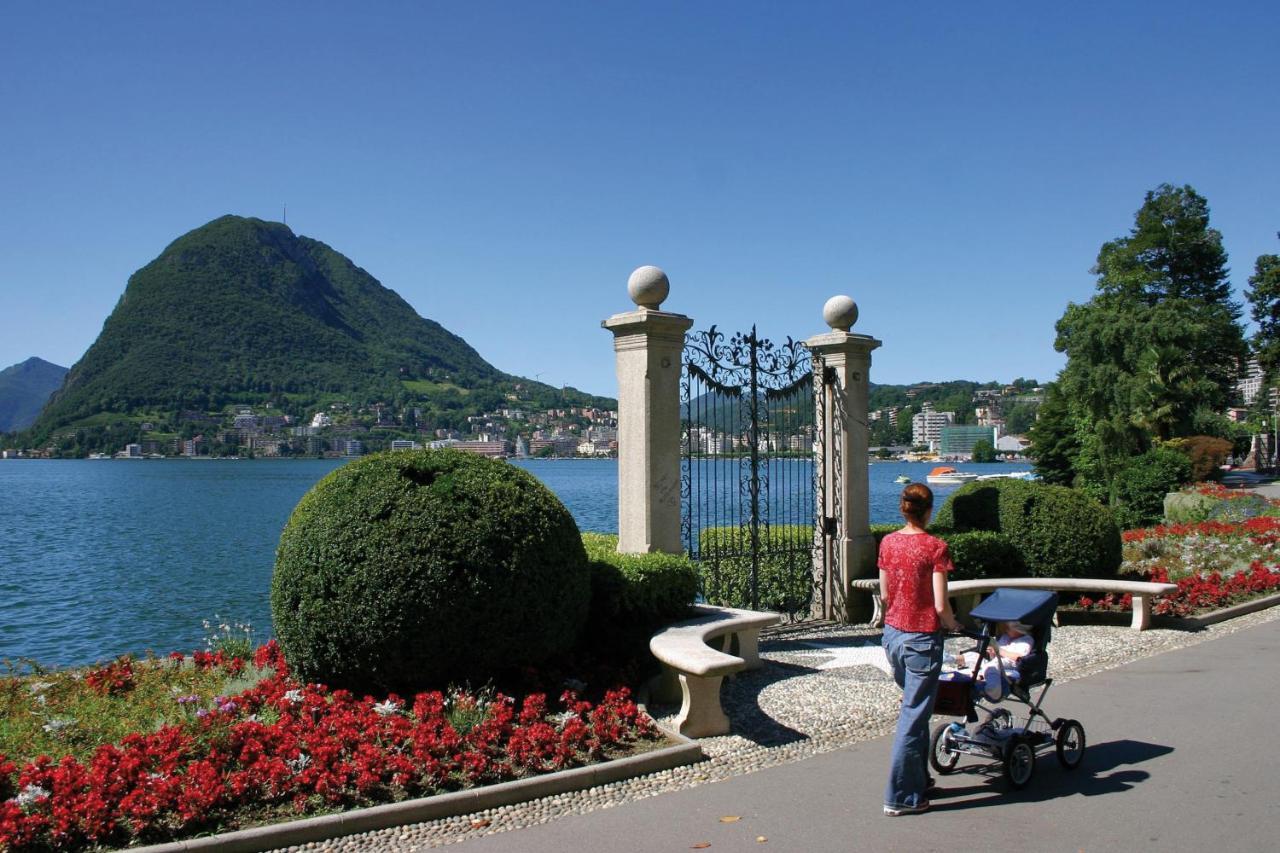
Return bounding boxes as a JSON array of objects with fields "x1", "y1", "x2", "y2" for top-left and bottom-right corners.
[{"x1": 275, "y1": 605, "x2": 1280, "y2": 851}]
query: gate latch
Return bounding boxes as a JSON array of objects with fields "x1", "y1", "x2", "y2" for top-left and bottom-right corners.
[{"x1": 822, "y1": 516, "x2": 838, "y2": 537}]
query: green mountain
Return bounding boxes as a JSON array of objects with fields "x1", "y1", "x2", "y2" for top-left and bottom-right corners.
[
  {"x1": 0, "y1": 357, "x2": 68, "y2": 432},
  {"x1": 26, "y1": 215, "x2": 609, "y2": 443}
]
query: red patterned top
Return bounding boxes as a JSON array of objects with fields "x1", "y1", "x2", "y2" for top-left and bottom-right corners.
[{"x1": 878, "y1": 531, "x2": 954, "y2": 633}]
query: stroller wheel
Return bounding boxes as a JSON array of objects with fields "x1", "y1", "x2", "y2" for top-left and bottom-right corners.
[
  {"x1": 929, "y1": 722, "x2": 960, "y2": 774},
  {"x1": 1003, "y1": 737, "x2": 1036, "y2": 789},
  {"x1": 1055, "y1": 719, "x2": 1086, "y2": 770}
]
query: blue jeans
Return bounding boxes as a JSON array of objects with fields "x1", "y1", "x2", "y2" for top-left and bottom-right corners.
[{"x1": 882, "y1": 624, "x2": 943, "y2": 809}]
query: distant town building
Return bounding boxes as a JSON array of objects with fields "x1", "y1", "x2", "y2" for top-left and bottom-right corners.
[
  {"x1": 343, "y1": 439, "x2": 364, "y2": 457},
  {"x1": 390, "y1": 439, "x2": 420, "y2": 451},
  {"x1": 912, "y1": 404, "x2": 955, "y2": 449},
  {"x1": 939, "y1": 425, "x2": 997, "y2": 457},
  {"x1": 457, "y1": 440, "x2": 511, "y2": 458},
  {"x1": 1238, "y1": 359, "x2": 1265, "y2": 405},
  {"x1": 996, "y1": 434, "x2": 1030, "y2": 454},
  {"x1": 310, "y1": 412, "x2": 333, "y2": 429}
]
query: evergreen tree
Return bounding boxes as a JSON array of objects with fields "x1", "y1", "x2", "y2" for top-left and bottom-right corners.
[
  {"x1": 1028, "y1": 382, "x2": 1079, "y2": 486},
  {"x1": 1051, "y1": 184, "x2": 1246, "y2": 498},
  {"x1": 1246, "y1": 233, "x2": 1280, "y2": 378}
]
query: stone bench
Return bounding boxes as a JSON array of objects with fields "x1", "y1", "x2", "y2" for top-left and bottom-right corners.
[
  {"x1": 851, "y1": 577, "x2": 1178, "y2": 631},
  {"x1": 648, "y1": 604, "x2": 781, "y2": 738}
]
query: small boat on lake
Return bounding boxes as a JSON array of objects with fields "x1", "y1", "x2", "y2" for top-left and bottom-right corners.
[
  {"x1": 894, "y1": 475, "x2": 912, "y2": 484},
  {"x1": 926, "y1": 466, "x2": 978, "y2": 486}
]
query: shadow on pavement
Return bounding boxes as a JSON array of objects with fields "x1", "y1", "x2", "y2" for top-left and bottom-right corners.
[{"x1": 930, "y1": 738, "x2": 1175, "y2": 811}]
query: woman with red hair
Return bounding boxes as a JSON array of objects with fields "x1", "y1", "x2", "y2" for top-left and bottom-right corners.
[{"x1": 878, "y1": 483, "x2": 960, "y2": 816}]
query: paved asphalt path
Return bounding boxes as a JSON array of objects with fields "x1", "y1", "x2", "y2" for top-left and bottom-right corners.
[{"x1": 450, "y1": 617, "x2": 1280, "y2": 853}]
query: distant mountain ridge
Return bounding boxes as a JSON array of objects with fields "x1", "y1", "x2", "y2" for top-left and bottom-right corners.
[
  {"x1": 0, "y1": 357, "x2": 68, "y2": 432},
  {"x1": 22, "y1": 216, "x2": 613, "y2": 447}
]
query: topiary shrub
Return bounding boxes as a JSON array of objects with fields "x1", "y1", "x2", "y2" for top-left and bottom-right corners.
[
  {"x1": 936, "y1": 530, "x2": 1027, "y2": 582},
  {"x1": 698, "y1": 525, "x2": 812, "y2": 615},
  {"x1": 873, "y1": 523, "x2": 1025, "y2": 582},
  {"x1": 579, "y1": 533, "x2": 698, "y2": 664},
  {"x1": 271, "y1": 449, "x2": 590, "y2": 693},
  {"x1": 935, "y1": 479, "x2": 1121, "y2": 579}
]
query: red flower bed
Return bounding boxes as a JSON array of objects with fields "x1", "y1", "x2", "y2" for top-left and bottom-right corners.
[
  {"x1": 1121, "y1": 516, "x2": 1280, "y2": 545},
  {"x1": 1079, "y1": 561, "x2": 1280, "y2": 618},
  {"x1": 0, "y1": 641, "x2": 657, "y2": 851}
]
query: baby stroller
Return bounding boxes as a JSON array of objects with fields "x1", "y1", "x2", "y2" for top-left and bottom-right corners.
[{"x1": 930, "y1": 588, "x2": 1086, "y2": 788}]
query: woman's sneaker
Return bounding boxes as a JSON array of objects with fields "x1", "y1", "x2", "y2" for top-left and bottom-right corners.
[{"x1": 883, "y1": 801, "x2": 929, "y2": 816}]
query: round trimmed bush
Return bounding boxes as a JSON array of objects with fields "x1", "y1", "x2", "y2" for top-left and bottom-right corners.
[
  {"x1": 934, "y1": 479, "x2": 1121, "y2": 579},
  {"x1": 271, "y1": 449, "x2": 590, "y2": 692}
]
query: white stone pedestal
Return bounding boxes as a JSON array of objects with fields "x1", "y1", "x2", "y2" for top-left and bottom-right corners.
[
  {"x1": 602, "y1": 267, "x2": 693, "y2": 554},
  {"x1": 807, "y1": 296, "x2": 881, "y2": 622}
]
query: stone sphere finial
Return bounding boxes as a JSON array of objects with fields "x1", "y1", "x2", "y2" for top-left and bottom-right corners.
[
  {"x1": 823, "y1": 295, "x2": 858, "y2": 331},
  {"x1": 627, "y1": 265, "x2": 670, "y2": 309}
]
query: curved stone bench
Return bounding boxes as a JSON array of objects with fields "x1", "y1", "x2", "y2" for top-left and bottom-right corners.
[
  {"x1": 649, "y1": 604, "x2": 781, "y2": 738},
  {"x1": 851, "y1": 577, "x2": 1178, "y2": 631}
]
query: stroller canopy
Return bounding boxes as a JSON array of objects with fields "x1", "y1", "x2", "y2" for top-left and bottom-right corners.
[{"x1": 969, "y1": 588, "x2": 1058, "y2": 626}]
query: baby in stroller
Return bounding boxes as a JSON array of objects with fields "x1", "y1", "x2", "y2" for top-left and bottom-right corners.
[
  {"x1": 948, "y1": 620, "x2": 1034, "y2": 699},
  {"x1": 931, "y1": 588, "x2": 1086, "y2": 789}
]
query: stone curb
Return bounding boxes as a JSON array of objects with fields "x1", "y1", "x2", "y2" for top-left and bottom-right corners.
[{"x1": 129, "y1": 732, "x2": 702, "y2": 853}]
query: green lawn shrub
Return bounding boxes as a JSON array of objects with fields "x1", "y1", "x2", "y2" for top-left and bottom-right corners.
[
  {"x1": 871, "y1": 523, "x2": 1024, "y2": 581},
  {"x1": 934, "y1": 479, "x2": 1121, "y2": 579},
  {"x1": 271, "y1": 449, "x2": 591, "y2": 693},
  {"x1": 580, "y1": 533, "x2": 698, "y2": 663},
  {"x1": 1111, "y1": 446, "x2": 1193, "y2": 529},
  {"x1": 697, "y1": 525, "x2": 812, "y2": 615}
]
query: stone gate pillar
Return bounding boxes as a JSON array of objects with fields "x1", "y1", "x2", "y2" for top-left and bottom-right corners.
[
  {"x1": 602, "y1": 266, "x2": 693, "y2": 554},
  {"x1": 807, "y1": 296, "x2": 881, "y2": 622}
]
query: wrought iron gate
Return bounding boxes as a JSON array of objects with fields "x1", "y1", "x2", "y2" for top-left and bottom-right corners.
[{"x1": 681, "y1": 326, "x2": 816, "y2": 616}]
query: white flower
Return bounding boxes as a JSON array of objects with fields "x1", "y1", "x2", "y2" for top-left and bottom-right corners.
[
  {"x1": 27, "y1": 681, "x2": 53, "y2": 694},
  {"x1": 283, "y1": 689, "x2": 304, "y2": 704},
  {"x1": 373, "y1": 699, "x2": 402, "y2": 717},
  {"x1": 41, "y1": 717, "x2": 75, "y2": 734},
  {"x1": 14, "y1": 784, "x2": 50, "y2": 808}
]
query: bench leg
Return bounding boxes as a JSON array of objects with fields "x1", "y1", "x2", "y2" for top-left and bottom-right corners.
[
  {"x1": 674, "y1": 673, "x2": 730, "y2": 738},
  {"x1": 650, "y1": 664, "x2": 683, "y2": 704},
  {"x1": 871, "y1": 594, "x2": 884, "y2": 629},
  {"x1": 736, "y1": 629, "x2": 763, "y2": 669},
  {"x1": 1131, "y1": 595, "x2": 1152, "y2": 631}
]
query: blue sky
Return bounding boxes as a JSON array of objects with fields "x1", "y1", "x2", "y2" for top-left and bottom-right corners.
[{"x1": 2, "y1": 2, "x2": 1278, "y2": 397}]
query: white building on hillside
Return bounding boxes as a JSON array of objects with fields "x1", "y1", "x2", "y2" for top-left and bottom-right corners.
[{"x1": 911, "y1": 404, "x2": 955, "y2": 449}]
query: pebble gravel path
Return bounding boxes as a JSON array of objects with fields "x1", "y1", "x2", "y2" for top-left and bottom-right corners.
[{"x1": 272, "y1": 605, "x2": 1280, "y2": 852}]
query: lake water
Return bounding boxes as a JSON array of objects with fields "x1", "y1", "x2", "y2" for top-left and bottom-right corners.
[{"x1": 0, "y1": 457, "x2": 1021, "y2": 666}]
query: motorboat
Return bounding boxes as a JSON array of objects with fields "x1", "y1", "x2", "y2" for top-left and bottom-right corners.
[
  {"x1": 926, "y1": 466, "x2": 979, "y2": 486},
  {"x1": 894, "y1": 475, "x2": 912, "y2": 484}
]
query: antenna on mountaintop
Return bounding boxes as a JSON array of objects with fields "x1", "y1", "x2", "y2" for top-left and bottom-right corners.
[{"x1": 283, "y1": 204, "x2": 287, "y2": 225}]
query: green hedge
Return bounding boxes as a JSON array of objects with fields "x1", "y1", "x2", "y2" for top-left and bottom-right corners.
[
  {"x1": 271, "y1": 449, "x2": 591, "y2": 692},
  {"x1": 697, "y1": 525, "x2": 812, "y2": 615},
  {"x1": 1111, "y1": 446, "x2": 1193, "y2": 529},
  {"x1": 871, "y1": 523, "x2": 1024, "y2": 581},
  {"x1": 580, "y1": 533, "x2": 698, "y2": 645},
  {"x1": 933, "y1": 479, "x2": 1121, "y2": 579}
]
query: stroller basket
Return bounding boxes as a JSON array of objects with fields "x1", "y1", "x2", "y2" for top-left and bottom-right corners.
[{"x1": 934, "y1": 676, "x2": 972, "y2": 717}]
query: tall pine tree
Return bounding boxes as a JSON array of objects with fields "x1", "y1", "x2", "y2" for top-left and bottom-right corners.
[{"x1": 1044, "y1": 184, "x2": 1246, "y2": 499}]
